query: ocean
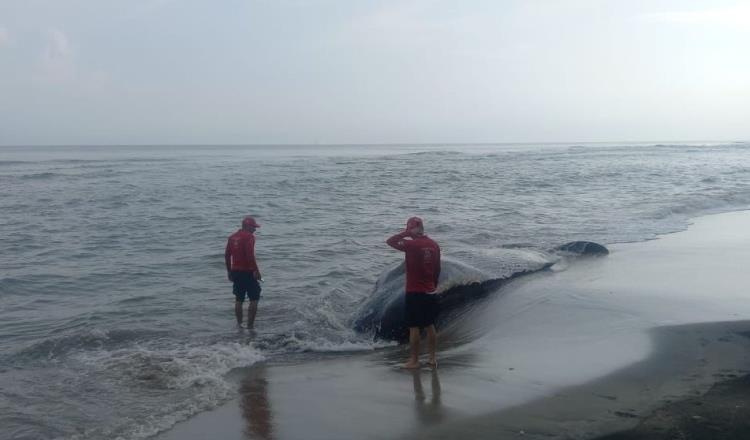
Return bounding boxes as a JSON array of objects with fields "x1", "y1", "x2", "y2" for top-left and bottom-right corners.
[{"x1": 1, "y1": 142, "x2": 749, "y2": 440}]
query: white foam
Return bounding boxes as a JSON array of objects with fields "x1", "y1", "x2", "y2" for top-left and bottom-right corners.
[
  {"x1": 68, "y1": 340, "x2": 264, "y2": 440},
  {"x1": 76, "y1": 340, "x2": 264, "y2": 389},
  {"x1": 295, "y1": 338, "x2": 397, "y2": 353},
  {"x1": 268, "y1": 330, "x2": 397, "y2": 353}
]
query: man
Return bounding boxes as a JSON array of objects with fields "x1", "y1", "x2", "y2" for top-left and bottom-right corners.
[
  {"x1": 226, "y1": 216, "x2": 262, "y2": 328},
  {"x1": 386, "y1": 217, "x2": 441, "y2": 369}
]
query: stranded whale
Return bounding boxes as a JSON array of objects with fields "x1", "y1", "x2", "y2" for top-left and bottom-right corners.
[
  {"x1": 555, "y1": 241, "x2": 609, "y2": 256},
  {"x1": 353, "y1": 241, "x2": 609, "y2": 342}
]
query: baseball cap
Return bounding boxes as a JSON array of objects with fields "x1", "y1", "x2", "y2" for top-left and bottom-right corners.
[
  {"x1": 242, "y1": 216, "x2": 261, "y2": 228},
  {"x1": 406, "y1": 217, "x2": 423, "y2": 230}
]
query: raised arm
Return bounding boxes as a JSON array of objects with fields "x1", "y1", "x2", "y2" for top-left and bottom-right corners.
[{"x1": 386, "y1": 231, "x2": 410, "y2": 252}]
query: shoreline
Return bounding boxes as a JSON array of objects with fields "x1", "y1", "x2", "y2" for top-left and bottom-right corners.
[
  {"x1": 157, "y1": 210, "x2": 750, "y2": 440},
  {"x1": 415, "y1": 321, "x2": 750, "y2": 440}
]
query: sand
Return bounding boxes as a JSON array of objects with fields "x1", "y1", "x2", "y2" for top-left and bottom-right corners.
[
  {"x1": 158, "y1": 210, "x2": 750, "y2": 440},
  {"x1": 598, "y1": 359, "x2": 750, "y2": 440}
]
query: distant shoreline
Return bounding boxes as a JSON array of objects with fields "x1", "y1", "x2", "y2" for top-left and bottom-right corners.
[{"x1": 1, "y1": 140, "x2": 746, "y2": 149}]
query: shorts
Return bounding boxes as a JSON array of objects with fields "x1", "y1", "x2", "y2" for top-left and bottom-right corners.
[
  {"x1": 232, "y1": 271, "x2": 261, "y2": 302},
  {"x1": 404, "y1": 292, "x2": 439, "y2": 329}
]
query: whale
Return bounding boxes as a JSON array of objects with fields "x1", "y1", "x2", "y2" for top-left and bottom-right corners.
[
  {"x1": 353, "y1": 241, "x2": 609, "y2": 342},
  {"x1": 555, "y1": 241, "x2": 609, "y2": 256}
]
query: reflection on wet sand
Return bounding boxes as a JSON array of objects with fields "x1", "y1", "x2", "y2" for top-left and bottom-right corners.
[
  {"x1": 239, "y1": 366, "x2": 274, "y2": 440},
  {"x1": 411, "y1": 368, "x2": 445, "y2": 426}
]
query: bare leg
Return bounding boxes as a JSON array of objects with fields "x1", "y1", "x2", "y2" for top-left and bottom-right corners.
[
  {"x1": 404, "y1": 327, "x2": 421, "y2": 369},
  {"x1": 426, "y1": 325, "x2": 437, "y2": 367},
  {"x1": 235, "y1": 301, "x2": 243, "y2": 326},
  {"x1": 247, "y1": 300, "x2": 258, "y2": 329}
]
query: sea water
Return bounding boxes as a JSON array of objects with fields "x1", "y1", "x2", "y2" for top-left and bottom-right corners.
[{"x1": 1, "y1": 142, "x2": 749, "y2": 439}]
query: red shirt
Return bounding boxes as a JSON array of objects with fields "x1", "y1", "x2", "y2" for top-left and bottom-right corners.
[
  {"x1": 386, "y1": 234, "x2": 441, "y2": 293},
  {"x1": 225, "y1": 230, "x2": 259, "y2": 272}
]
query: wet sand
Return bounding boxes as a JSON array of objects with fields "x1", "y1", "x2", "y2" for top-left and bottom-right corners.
[
  {"x1": 158, "y1": 210, "x2": 750, "y2": 440},
  {"x1": 597, "y1": 352, "x2": 750, "y2": 440}
]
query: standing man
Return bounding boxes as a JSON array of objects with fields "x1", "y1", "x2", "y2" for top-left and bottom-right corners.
[
  {"x1": 226, "y1": 216, "x2": 262, "y2": 328},
  {"x1": 386, "y1": 217, "x2": 441, "y2": 369}
]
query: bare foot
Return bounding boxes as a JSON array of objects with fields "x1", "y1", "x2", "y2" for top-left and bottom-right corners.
[{"x1": 403, "y1": 360, "x2": 420, "y2": 369}]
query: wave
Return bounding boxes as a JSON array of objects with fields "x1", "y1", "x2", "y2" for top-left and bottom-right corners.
[
  {"x1": 74, "y1": 340, "x2": 264, "y2": 391},
  {"x1": 18, "y1": 172, "x2": 60, "y2": 180},
  {"x1": 59, "y1": 340, "x2": 265, "y2": 440},
  {"x1": 0, "y1": 160, "x2": 28, "y2": 166},
  {"x1": 10, "y1": 328, "x2": 170, "y2": 362},
  {"x1": 649, "y1": 192, "x2": 750, "y2": 221},
  {"x1": 253, "y1": 332, "x2": 397, "y2": 354},
  {"x1": 4, "y1": 331, "x2": 265, "y2": 440}
]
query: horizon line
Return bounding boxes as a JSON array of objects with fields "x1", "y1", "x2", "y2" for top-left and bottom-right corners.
[{"x1": 1, "y1": 139, "x2": 747, "y2": 148}]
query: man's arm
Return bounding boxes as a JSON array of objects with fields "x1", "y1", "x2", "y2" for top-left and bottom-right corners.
[
  {"x1": 247, "y1": 236, "x2": 261, "y2": 280},
  {"x1": 225, "y1": 240, "x2": 233, "y2": 281},
  {"x1": 386, "y1": 231, "x2": 410, "y2": 251},
  {"x1": 433, "y1": 245, "x2": 441, "y2": 288}
]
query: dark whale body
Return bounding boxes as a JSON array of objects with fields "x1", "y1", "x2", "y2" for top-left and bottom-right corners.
[
  {"x1": 353, "y1": 241, "x2": 608, "y2": 342},
  {"x1": 555, "y1": 241, "x2": 609, "y2": 256}
]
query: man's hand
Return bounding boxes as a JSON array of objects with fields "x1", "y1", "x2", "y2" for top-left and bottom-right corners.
[
  {"x1": 386, "y1": 230, "x2": 411, "y2": 251},
  {"x1": 227, "y1": 271, "x2": 234, "y2": 282},
  {"x1": 254, "y1": 270, "x2": 262, "y2": 281}
]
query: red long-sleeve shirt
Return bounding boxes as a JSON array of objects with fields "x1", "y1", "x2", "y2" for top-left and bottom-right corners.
[
  {"x1": 225, "y1": 230, "x2": 259, "y2": 272},
  {"x1": 386, "y1": 233, "x2": 441, "y2": 293}
]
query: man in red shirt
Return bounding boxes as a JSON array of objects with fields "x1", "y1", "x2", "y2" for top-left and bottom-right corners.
[
  {"x1": 225, "y1": 216, "x2": 263, "y2": 328},
  {"x1": 387, "y1": 217, "x2": 441, "y2": 369}
]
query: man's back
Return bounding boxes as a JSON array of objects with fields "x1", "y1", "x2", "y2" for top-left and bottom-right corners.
[
  {"x1": 227, "y1": 216, "x2": 262, "y2": 328},
  {"x1": 403, "y1": 235, "x2": 441, "y2": 293},
  {"x1": 385, "y1": 216, "x2": 442, "y2": 369},
  {"x1": 226, "y1": 230, "x2": 257, "y2": 272}
]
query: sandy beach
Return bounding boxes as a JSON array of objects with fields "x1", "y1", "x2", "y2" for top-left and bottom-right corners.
[{"x1": 158, "y1": 210, "x2": 750, "y2": 440}]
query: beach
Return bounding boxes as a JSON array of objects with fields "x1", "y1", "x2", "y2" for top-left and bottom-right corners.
[{"x1": 157, "y1": 210, "x2": 750, "y2": 440}]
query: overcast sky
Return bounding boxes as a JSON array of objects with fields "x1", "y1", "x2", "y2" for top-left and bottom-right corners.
[{"x1": 0, "y1": 0, "x2": 748, "y2": 145}]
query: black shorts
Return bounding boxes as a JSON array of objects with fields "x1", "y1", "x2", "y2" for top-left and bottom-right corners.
[
  {"x1": 232, "y1": 271, "x2": 261, "y2": 302},
  {"x1": 404, "y1": 292, "x2": 439, "y2": 329}
]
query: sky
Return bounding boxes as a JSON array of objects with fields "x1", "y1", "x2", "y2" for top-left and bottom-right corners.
[{"x1": 0, "y1": 0, "x2": 748, "y2": 145}]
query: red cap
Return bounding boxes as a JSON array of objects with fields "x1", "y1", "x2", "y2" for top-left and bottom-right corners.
[
  {"x1": 406, "y1": 216, "x2": 423, "y2": 230},
  {"x1": 242, "y1": 216, "x2": 260, "y2": 228}
]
